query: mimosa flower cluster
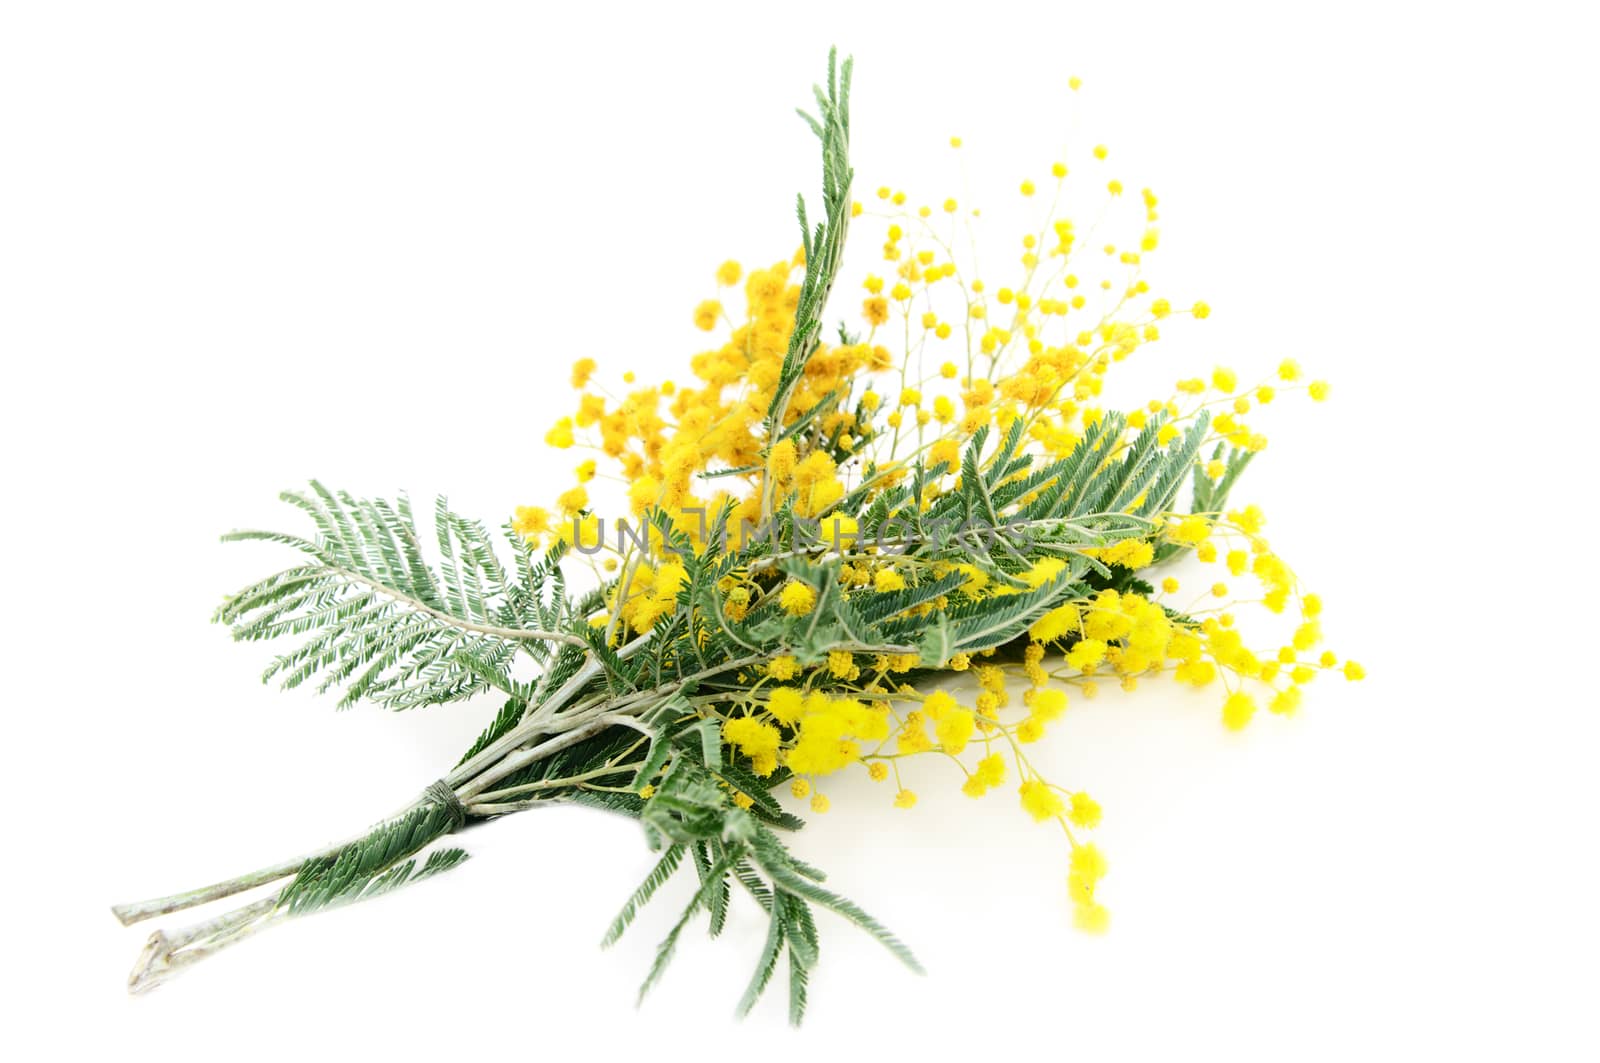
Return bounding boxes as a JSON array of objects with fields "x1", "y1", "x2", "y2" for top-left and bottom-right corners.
[{"x1": 519, "y1": 90, "x2": 1360, "y2": 935}]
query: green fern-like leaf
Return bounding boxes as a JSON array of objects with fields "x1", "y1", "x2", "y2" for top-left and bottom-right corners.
[{"x1": 216, "y1": 482, "x2": 574, "y2": 710}]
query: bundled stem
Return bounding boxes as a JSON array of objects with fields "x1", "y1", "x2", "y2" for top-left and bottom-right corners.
[{"x1": 115, "y1": 701, "x2": 649, "y2": 991}]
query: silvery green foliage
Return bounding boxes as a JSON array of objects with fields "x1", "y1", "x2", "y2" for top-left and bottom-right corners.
[{"x1": 129, "y1": 49, "x2": 1252, "y2": 1021}]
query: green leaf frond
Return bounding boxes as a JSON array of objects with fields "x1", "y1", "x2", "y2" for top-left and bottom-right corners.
[
  {"x1": 611, "y1": 753, "x2": 917, "y2": 1025},
  {"x1": 215, "y1": 482, "x2": 578, "y2": 710},
  {"x1": 277, "y1": 800, "x2": 467, "y2": 915},
  {"x1": 764, "y1": 46, "x2": 854, "y2": 449}
]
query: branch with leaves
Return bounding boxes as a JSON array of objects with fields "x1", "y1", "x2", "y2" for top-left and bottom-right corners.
[{"x1": 112, "y1": 48, "x2": 1356, "y2": 1021}]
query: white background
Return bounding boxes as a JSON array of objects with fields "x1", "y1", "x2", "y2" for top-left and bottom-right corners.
[{"x1": 4, "y1": 1, "x2": 1597, "y2": 1059}]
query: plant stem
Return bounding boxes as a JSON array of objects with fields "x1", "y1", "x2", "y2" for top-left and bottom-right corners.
[
  {"x1": 111, "y1": 810, "x2": 420, "y2": 926},
  {"x1": 126, "y1": 896, "x2": 286, "y2": 994},
  {"x1": 111, "y1": 700, "x2": 657, "y2": 990},
  {"x1": 444, "y1": 634, "x2": 654, "y2": 788}
]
